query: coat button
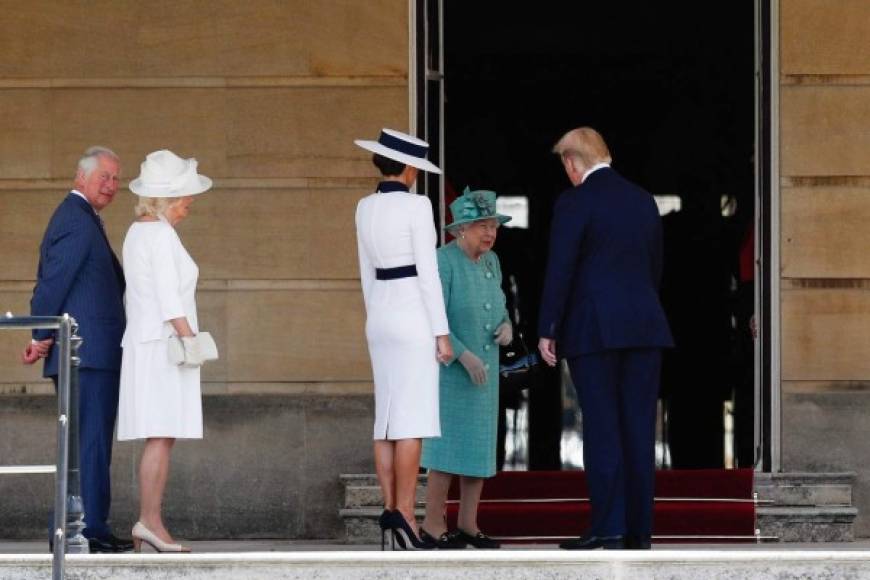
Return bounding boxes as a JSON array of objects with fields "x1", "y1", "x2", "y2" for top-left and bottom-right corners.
[
  {"x1": 484, "y1": 344, "x2": 491, "y2": 351},
  {"x1": 485, "y1": 323, "x2": 492, "y2": 331},
  {"x1": 484, "y1": 303, "x2": 491, "y2": 310},
  {"x1": 484, "y1": 363, "x2": 490, "y2": 370},
  {"x1": 485, "y1": 272, "x2": 493, "y2": 279}
]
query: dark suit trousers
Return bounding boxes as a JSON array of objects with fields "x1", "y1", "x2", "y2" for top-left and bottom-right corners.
[
  {"x1": 53, "y1": 368, "x2": 120, "y2": 539},
  {"x1": 567, "y1": 348, "x2": 661, "y2": 538}
]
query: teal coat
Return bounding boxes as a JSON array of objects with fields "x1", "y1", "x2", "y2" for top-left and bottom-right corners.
[{"x1": 421, "y1": 241, "x2": 509, "y2": 478}]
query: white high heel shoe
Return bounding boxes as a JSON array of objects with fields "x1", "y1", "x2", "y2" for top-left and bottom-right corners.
[{"x1": 131, "y1": 521, "x2": 191, "y2": 553}]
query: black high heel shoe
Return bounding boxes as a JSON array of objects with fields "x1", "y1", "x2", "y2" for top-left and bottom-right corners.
[
  {"x1": 390, "y1": 512, "x2": 435, "y2": 550},
  {"x1": 378, "y1": 509, "x2": 395, "y2": 551}
]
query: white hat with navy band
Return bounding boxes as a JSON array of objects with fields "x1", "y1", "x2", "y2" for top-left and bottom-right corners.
[{"x1": 354, "y1": 128, "x2": 442, "y2": 174}]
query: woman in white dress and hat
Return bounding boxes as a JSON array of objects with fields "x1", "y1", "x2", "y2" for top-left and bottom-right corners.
[
  {"x1": 355, "y1": 129, "x2": 453, "y2": 549},
  {"x1": 118, "y1": 149, "x2": 213, "y2": 553}
]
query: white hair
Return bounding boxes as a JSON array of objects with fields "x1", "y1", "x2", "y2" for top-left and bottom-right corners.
[{"x1": 77, "y1": 146, "x2": 119, "y2": 178}]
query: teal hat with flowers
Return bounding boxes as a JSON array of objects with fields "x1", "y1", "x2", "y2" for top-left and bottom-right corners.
[{"x1": 445, "y1": 187, "x2": 512, "y2": 230}]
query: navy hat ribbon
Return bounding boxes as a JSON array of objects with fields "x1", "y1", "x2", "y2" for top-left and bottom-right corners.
[{"x1": 378, "y1": 131, "x2": 428, "y2": 159}]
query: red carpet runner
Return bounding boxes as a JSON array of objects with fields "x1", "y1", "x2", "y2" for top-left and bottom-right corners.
[{"x1": 446, "y1": 469, "x2": 756, "y2": 543}]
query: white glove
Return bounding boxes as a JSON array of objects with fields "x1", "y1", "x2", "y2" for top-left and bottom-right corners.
[
  {"x1": 493, "y1": 322, "x2": 513, "y2": 346},
  {"x1": 459, "y1": 351, "x2": 487, "y2": 386},
  {"x1": 180, "y1": 336, "x2": 205, "y2": 368}
]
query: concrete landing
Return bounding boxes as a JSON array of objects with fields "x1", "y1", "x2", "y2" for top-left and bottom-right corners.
[{"x1": 4, "y1": 548, "x2": 870, "y2": 580}]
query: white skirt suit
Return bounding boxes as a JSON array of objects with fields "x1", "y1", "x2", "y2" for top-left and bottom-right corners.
[
  {"x1": 356, "y1": 185, "x2": 449, "y2": 440},
  {"x1": 117, "y1": 218, "x2": 203, "y2": 440}
]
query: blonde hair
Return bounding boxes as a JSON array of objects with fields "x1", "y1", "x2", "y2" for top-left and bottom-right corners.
[
  {"x1": 552, "y1": 127, "x2": 612, "y2": 167},
  {"x1": 134, "y1": 196, "x2": 179, "y2": 218}
]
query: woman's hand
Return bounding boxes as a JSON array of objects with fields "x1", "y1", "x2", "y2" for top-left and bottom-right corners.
[
  {"x1": 436, "y1": 335, "x2": 453, "y2": 364},
  {"x1": 493, "y1": 322, "x2": 513, "y2": 346},
  {"x1": 458, "y1": 351, "x2": 487, "y2": 385}
]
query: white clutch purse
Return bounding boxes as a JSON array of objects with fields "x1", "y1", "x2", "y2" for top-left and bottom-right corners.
[{"x1": 168, "y1": 332, "x2": 219, "y2": 368}]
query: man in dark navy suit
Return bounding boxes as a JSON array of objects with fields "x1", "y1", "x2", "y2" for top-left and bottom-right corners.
[
  {"x1": 23, "y1": 146, "x2": 132, "y2": 553},
  {"x1": 538, "y1": 128, "x2": 673, "y2": 550}
]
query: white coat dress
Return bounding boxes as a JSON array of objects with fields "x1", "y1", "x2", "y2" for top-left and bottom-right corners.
[
  {"x1": 356, "y1": 184, "x2": 449, "y2": 440},
  {"x1": 117, "y1": 217, "x2": 203, "y2": 440}
]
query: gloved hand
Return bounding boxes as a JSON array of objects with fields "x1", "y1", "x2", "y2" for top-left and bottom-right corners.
[
  {"x1": 459, "y1": 351, "x2": 487, "y2": 386},
  {"x1": 493, "y1": 322, "x2": 513, "y2": 346},
  {"x1": 180, "y1": 335, "x2": 205, "y2": 368}
]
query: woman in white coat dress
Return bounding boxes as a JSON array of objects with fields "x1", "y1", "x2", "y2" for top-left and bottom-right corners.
[
  {"x1": 355, "y1": 129, "x2": 453, "y2": 549},
  {"x1": 118, "y1": 149, "x2": 212, "y2": 553}
]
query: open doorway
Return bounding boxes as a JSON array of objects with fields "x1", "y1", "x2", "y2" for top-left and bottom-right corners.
[{"x1": 417, "y1": 1, "x2": 765, "y2": 471}]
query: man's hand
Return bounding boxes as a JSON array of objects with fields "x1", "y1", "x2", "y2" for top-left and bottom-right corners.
[
  {"x1": 22, "y1": 338, "x2": 54, "y2": 365},
  {"x1": 538, "y1": 337, "x2": 557, "y2": 367}
]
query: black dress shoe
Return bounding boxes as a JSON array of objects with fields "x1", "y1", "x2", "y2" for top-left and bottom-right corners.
[
  {"x1": 88, "y1": 535, "x2": 134, "y2": 553},
  {"x1": 624, "y1": 535, "x2": 651, "y2": 550},
  {"x1": 419, "y1": 528, "x2": 466, "y2": 550},
  {"x1": 455, "y1": 529, "x2": 501, "y2": 549},
  {"x1": 559, "y1": 535, "x2": 624, "y2": 550}
]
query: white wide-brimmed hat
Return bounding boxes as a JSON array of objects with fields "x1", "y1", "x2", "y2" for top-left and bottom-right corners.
[
  {"x1": 129, "y1": 149, "x2": 212, "y2": 198},
  {"x1": 354, "y1": 128, "x2": 441, "y2": 174}
]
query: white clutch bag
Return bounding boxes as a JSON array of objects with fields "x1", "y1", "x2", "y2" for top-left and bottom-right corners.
[{"x1": 168, "y1": 332, "x2": 219, "y2": 367}]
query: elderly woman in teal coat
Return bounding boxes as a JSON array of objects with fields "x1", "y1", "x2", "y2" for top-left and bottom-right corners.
[{"x1": 420, "y1": 188, "x2": 512, "y2": 550}]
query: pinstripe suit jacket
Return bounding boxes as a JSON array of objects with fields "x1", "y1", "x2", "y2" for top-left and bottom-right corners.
[{"x1": 31, "y1": 193, "x2": 126, "y2": 377}]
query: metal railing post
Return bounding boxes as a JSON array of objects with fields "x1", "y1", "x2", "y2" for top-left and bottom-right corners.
[
  {"x1": 52, "y1": 315, "x2": 72, "y2": 580},
  {"x1": 65, "y1": 320, "x2": 88, "y2": 554}
]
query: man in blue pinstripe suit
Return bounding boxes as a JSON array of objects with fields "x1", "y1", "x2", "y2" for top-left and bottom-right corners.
[
  {"x1": 23, "y1": 146, "x2": 132, "y2": 553},
  {"x1": 538, "y1": 128, "x2": 673, "y2": 550}
]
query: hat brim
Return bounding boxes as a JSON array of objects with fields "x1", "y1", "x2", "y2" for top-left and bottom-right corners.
[
  {"x1": 354, "y1": 139, "x2": 442, "y2": 174},
  {"x1": 444, "y1": 213, "x2": 512, "y2": 230},
  {"x1": 129, "y1": 175, "x2": 213, "y2": 198}
]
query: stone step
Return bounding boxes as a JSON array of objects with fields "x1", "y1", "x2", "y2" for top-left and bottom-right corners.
[
  {"x1": 757, "y1": 506, "x2": 858, "y2": 542},
  {"x1": 339, "y1": 474, "x2": 424, "y2": 488},
  {"x1": 342, "y1": 473, "x2": 857, "y2": 507},
  {"x1": 343, "y1": 505, "x2": 858, "y2": 545},
  {"x1": 344, "y1": 485, "x2": 425, "y2": 509},
  {"x1": 754, "y1": 472, "x2": 855, "y2": 506},
  {"x1": 341, "y1": 508, "x2": 426, "y2": 545},
  {"x1": 6, "y1": 551, "x2": 870, "y2": 579}
]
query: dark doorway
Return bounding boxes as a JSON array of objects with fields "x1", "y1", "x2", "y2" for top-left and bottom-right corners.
[{"x1": 435, "y1": 2, "x2": 758, "y2": 470}]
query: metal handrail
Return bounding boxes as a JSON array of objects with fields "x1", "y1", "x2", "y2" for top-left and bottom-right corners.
[{"x1": 0, "y1": 313, "x2": 86, "y2": 580}]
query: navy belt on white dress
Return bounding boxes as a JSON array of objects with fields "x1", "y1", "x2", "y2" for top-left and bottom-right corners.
[{"x1": 375, "y1": 265, "x2": 418, "y2": 280}]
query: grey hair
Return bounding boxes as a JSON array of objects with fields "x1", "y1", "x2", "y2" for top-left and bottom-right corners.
[
  {"x1": 448, "y1": 223, "x2": 470, "y2": 237},
  {"x1": 77, "y1": 146, "x2": 119, "y2": 177}
]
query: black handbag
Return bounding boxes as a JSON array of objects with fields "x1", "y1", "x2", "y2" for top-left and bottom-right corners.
[
  {"x1": 498, "y1": 274, "x2": 540, "y2": 397},
  {"x1": 499, "y1": 329, "x2": 540, "y2": 397}
]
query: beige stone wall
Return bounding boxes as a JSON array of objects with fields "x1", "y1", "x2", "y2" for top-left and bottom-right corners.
[
  {"x1": 779, "y1": 0, "x2": 870, "y2": 536},
  {"x1": 0, "y1": 0, "x2": 409, "y2": 393}
]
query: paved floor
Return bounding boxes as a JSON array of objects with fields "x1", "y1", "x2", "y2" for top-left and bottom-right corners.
[{"x1": 3, "y1": 539, "x2": 870, "y2": 554}]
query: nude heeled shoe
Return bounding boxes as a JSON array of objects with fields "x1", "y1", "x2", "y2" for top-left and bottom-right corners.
[{"x1": 131, "y1": 521, "x2": 191, "y2": 553}]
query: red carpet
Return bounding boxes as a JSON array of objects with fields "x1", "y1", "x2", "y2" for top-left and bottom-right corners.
[{"x1": 445, "y1": 469, "x2": 756, "y2": 543}]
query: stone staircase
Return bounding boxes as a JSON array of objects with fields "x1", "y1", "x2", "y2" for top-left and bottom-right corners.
[
  {"x1": 340, "y1": 472, "x2": 858, "y2": 544},
  {"x1": 755, "y1": 472, "x2": 857, "y2": 542},
  {"x1": 340, "y1": 474, "x2": 426, "y2": 544}
]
